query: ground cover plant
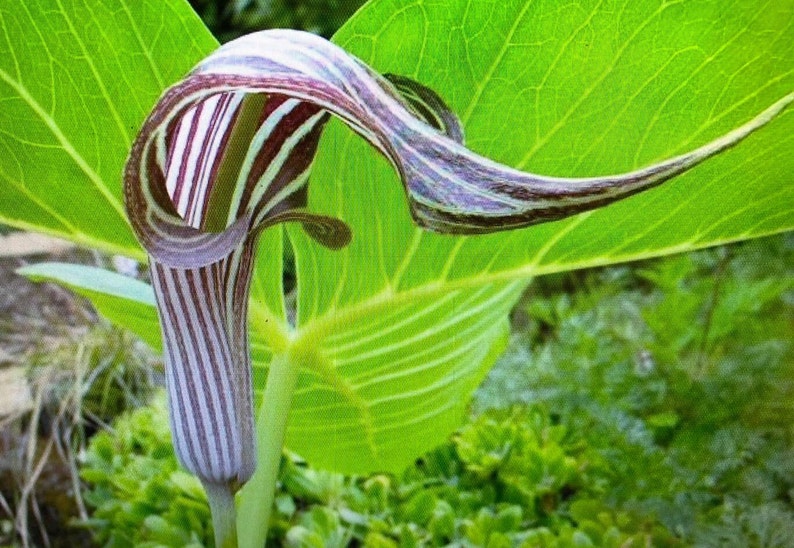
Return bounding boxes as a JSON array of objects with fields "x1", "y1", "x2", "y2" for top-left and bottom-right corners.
[{"x1": 1, "y1": 0, "x2": 792, "y2": 545}]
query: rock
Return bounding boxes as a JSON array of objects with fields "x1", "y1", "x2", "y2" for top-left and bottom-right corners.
[{"x1": 0, "y1": 367, "x2": 32, "y2": 417}]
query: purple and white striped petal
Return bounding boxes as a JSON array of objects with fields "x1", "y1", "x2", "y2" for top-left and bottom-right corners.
[
  {"x1": 150, "y1": 251, "x2": 255, "y2": 485},
  {"x1": 123, "y1": 29, "x2": 793, "y2": 495},
  {"x1": 132, "y1": 86, "x2": 344, "y2": 491}
]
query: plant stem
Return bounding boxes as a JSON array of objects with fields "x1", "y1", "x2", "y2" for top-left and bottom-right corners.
[
  {"x1": 237, "y1": 353, "x2": 299, "y2": 548},
  {"x1": 204, "y1": 481, "x2": 238, "y2": 548}
]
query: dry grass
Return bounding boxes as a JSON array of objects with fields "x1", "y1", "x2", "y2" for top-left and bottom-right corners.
[
  {"x1": 0, "y1": 246, "x2": 159, "y2": 547},
  {"x1": 1, "y1": 326, "x2": 160, "y2": 547}
]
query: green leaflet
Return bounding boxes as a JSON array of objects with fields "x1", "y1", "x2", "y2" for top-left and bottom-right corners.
[
  {"x1": 0, "y1": 0, "x2": 216, "y2": 259},
  {"x1": 16, "y1": 262, "x2": 161, "y2": 351}
]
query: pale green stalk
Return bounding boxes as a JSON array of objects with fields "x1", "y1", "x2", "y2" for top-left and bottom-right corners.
[
  {"x1": 237, "y1": 353, "x2": 299, "y2": 548},
  {"x1": 204, "y1": 481, "x2": 238, "y2": 548}
]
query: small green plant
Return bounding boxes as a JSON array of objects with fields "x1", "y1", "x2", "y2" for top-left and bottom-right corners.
[
  {"x1": 81, "y1": 392, "x2": 678, "y2": 546},
  {"x1": 2, "y1": 0, "x2": 792, "y2": 545},
  {"x1": 79, "y1": 391, "x2": 213, "y2": 547},
  {"x1": 476, "y1": 234, "x2": 794, "y2": 541}
]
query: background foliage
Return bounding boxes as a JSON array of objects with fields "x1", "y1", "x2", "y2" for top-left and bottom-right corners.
[
  {"x1": 188, "y1": 0, "x2": 366, "y2": 39},
  {"x1": 79, "y1": 234, "x2": 794, "y2": 546}
]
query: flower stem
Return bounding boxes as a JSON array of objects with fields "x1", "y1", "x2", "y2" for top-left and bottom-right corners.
[
  {"x1": 236, "y1": 353, "x2": 299, "y2": 548},
  {"x1": 204, "y1": 481, "x2": 238, "y2": 548}
]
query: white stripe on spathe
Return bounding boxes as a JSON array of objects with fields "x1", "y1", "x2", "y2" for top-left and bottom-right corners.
[
  {"x1": 246, "y1": 111, "x2": 326, "y2": 217},
  {"x1": 225, "y1": 97, "x2": 302, "y2": 224}
]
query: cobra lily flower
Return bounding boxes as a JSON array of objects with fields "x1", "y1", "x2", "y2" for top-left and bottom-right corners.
[{"x1": 123, "y1": 29, "x2": 792, "y2": 543}]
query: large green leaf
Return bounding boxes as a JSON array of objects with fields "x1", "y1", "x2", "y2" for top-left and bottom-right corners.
[
  {"x1": 279, "y1": 0, "x2": 793, "y2": 472},
  {"x1": 8, "y1": 0, "x2": 793, "y2": 476},
  {"x1": 0, "y1": 1, "x2": 216, "y2": 258}
]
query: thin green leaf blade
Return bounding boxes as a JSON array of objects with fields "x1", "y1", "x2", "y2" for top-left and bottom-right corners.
[
  {"x1": 17, "y1": 248, "x2": 285, "y2": 387},
  {"x1": 16, "y1": 223, "x2": 289, "y2": 358},
  {"x1": 16, "y1": 262, "x2": 161, "y2": 350}
]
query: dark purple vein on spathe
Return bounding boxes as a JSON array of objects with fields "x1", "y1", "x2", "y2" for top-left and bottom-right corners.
[{"x1": 123, "y1": 29, "x2": 793, "y2": 498}]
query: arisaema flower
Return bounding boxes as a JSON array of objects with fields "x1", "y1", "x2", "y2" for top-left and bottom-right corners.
[{"x1": 123, "y1": 28, "x2": 792, "y2": 543}]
